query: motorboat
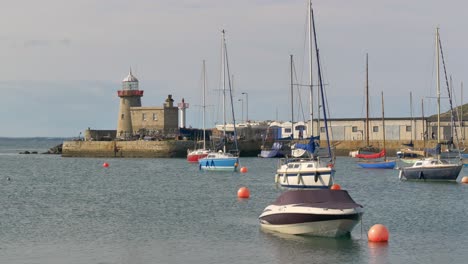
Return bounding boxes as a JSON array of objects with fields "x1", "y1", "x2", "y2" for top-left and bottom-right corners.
[
  {"x1": 398, "y1": 157, "x2": 462, "y2": 181},
  {"x1": 259, "y1": 189, "x2": 364, "y2": 237}
]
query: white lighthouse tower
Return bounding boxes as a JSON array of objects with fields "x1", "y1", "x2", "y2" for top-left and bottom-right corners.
[
  {"x1": 116, "y1": 70, "x2": 143, "y2": 139},
  {"x1": 178, "y1": 98, "x2": 189, "y2": 128}
]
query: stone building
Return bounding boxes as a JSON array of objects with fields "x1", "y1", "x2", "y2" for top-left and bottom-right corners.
[{"x1": 85, "y1": 70, "x2": 180, "y2": 141}]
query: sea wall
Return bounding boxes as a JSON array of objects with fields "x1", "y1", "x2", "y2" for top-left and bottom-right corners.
[
  {"x1": 62, "y1": 139, "x2": 441, "y2": 158},
  {"x1": 62, "y1": 140, "x2": 194, "y2": 158}
]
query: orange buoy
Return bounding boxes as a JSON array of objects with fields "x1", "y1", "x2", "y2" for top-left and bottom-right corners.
[
  {"x1": 237, "y1": 187, "x2": 250, "y2": 199},
  {"x1": 368, "y1": 224, "x2": 389, "y2": 242},
  {"x1": 331, "y1": 184, "x2": 341, "y2": 190},
  {"x1": 461, "y1": 176, "x2": 468, "y2": 184},
  {"x1": 103, "y1": 162, "x2": 109, "y2": 168},
  {"x1": 240, "y1": 167, "x2": 248, "y2": 173}
]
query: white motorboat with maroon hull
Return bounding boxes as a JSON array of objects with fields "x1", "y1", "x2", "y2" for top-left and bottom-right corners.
[{"x1": 259, "y1": 189, "x2": 363, "y2": 237}]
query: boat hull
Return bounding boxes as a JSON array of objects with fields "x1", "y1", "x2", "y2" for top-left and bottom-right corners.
[
  {"x1": 260, "y1": 218, "x2": 361, "y2": 237},
  {"x1": 259, "y1": 208, "x2": 363, "y2": 237},
  {"x1": 198, "y1": 157, "x2": 239, "y2": 171},
  {"x1": 399, "y1": 164, "x2": 462, "y2": 181},
  {"x1": 275, "y1": 158, "x2": 334, "y2": 188},
  {"x1": 276, "y1": 170, "x2": 334, "y2": 189},
  {"x1": 357, "y1": 160, "x2": 396, "y2": 169},
  {"x1": 187, "y1": 149, "x2": 209, "y2": 163}
]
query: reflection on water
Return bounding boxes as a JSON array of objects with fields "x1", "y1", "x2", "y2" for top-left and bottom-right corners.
[
  {"x1": 259, "y1": 228, "x2": 364, "y2": 263},
  {"x1": 368, "y1": 241, "x2": 389, "y2": 264}
]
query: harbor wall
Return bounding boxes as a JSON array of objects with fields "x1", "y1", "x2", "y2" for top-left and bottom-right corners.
[
  {"x1": 62, "y1": 139, "x2": 444, "y2": 158},
  {"x1": 62, "y1": 139, "x2": 264, "y2": 158}
]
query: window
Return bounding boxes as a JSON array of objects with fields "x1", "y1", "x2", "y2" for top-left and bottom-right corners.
[
  {"x1": 285, "y1": 128, "x2": 292, "y2": 133},
  {"x1": 153, "y1": 113, "x2": 158, "y2": 120},
  {"x1": 142, "y1": 113, "x2": 147, "y2": 121},
  {"x1": 320, "y1": 127, "x2": 325, "y2": 133},
  {"x1": 373, "y1": 126, "x2": 379, "y2": 132},
  {"x1": 406, "y1": 126, "x2": 412, "y2": 132},
  {"x1": 121, "y1": 114, "x2": 124, "y2": 120},
  {"x1": 352, "y1": 126, "x2": 358, "y2": 132}
]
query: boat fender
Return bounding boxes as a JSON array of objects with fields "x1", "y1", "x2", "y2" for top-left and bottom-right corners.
[
  {"x1": 314, "y1": 171, "x2": 319, "y2": 182},
  {"x1": 297, "y1": 173, "x2": 302, "y2": 184},
  {"x1": 199, "y1": 163, "x2": 202, "y2": 170},
  {"x1": 419, "y1": 171, "x2": 424, "y2": 180},
  {"x1": 283, "y1": 173, "x2": 288, "y2": 183},
  {"x1": 274, "y1": 174, "x2": 279, "y2": 183}
]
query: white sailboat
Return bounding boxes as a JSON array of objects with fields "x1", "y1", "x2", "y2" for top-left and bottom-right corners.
[
  {"x1": 199, "y1": 30, "x2": 240, "y2": 171},
  {"x1": 275, "y1": 0, "x2": 335, "y2": 189}
]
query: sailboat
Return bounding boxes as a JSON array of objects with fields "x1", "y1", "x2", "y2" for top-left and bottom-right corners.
[
  {"x1": 261, "y1": 1, "x2": 363, "y2": 238},
  {"x1": 397, "y1": 92, "x2": 425, "y2": 162},
  {"x1": 398, "y1": 28, "x2": 462, "y2": 181},
  {"x1": 350, "y1": 54, "x2": 381, "y2": 158},
  {"x1": 357, "y1": 92, "x2": 396, "y2": 169},
  {"x1": 187, "y1": 60, "x2": 210, "y2": 162},
  {"x1": 198, "y1": 30, "x2": 240, "y2": 172},
  {"x1": 275, "y1": 1, "x2": 335, "y2": 189}
]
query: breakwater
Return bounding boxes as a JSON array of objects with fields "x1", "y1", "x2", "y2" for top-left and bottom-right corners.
[
  {"x1": 61, "y1": 139, "x2": 441, "y2": 158},
  {"x1": 62, "y1": 139, "x2": 264, "y2": 158}
]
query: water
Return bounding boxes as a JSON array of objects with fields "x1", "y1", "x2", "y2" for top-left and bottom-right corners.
[{"x1": 0, "y1": 138, "x2": 467, "y2": 263}]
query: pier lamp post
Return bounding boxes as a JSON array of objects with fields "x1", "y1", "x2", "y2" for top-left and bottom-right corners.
[
  {"x1": 242, "y1": 92, "x2": 249, "y2": 122},
  {"x1": 238, "y1": 99, "x2": 244, "y2": 123}
]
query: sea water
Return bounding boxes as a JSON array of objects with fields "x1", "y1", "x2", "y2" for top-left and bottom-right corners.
[{"x1": 0, "y1": 138, "x2": 467, "y2": 264}]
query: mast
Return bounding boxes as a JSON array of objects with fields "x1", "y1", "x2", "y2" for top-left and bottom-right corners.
[
  {"x1": 410, "y1": 91, "x2": 414, "y2": 144},
  {"x1": 223, "y1": 31, "x2": 239, "y2": 153},
  {"x1": 308, "y1": 0, "x2": 314, "y2": 137},
  {"x1": 422, "y1": 98, "x2": 426, "y2": 152},
  {"x1": 382, "y1": 91, "x2": 386, "y2": 161},
  {"x1": 290, "y1": 55, "x2": 294, "y2": 139},
  {"x1": 310, "y1": 4, "x2": 332, "y2": 159},
  {"x1": 366, "y1": 53, "x2": 370, "y2": 146},
  {"x1": 462, "y1": 82, "x2": 464, "y2": 140},
  {"x1": 436, "y1": 27, "x2": 441, "y2": 144},
  {"x1": 221, "y1": 30, "x2": 227, "y2": 153},
  {"x1": 202, "y1": 60, "x2": 207, "y2": 150}
]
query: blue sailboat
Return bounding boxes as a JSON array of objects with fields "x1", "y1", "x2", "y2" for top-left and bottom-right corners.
[{"x1": 199, "y1": 30, "x2": 240, "y2": 172}]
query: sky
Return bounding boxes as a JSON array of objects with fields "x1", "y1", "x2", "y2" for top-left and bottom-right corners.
[{"x1": 0, "y1": 0, "x2": 467, "y2": 137}]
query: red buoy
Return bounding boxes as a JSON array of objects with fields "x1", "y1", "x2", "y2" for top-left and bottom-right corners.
[
  {"x1": 331, "y1": 184, "x2": 341, "y2": 190},
  {"x1": 103, "y1": 162, "x2": 109, "y2": 168},
  {"x1": 237, "y1": 187, "x2": 250, "y2": 199},
  {"x1": 240, "y1": 167, "x2": 248, "y2": 173},
  {"x1": 368, "y1": 224, "x2": 389, "y2": 242},
  {"x1": 461, "y1": 176, "x2": 468, "y2": 184}
]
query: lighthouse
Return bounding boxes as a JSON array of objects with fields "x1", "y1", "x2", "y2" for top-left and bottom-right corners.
[
  {"x1": 178, "y1": 98, "x2": 189, "y2": 128},
  {"x1": 117, "y1": 70, "x2": 144, "y2": 139}
]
